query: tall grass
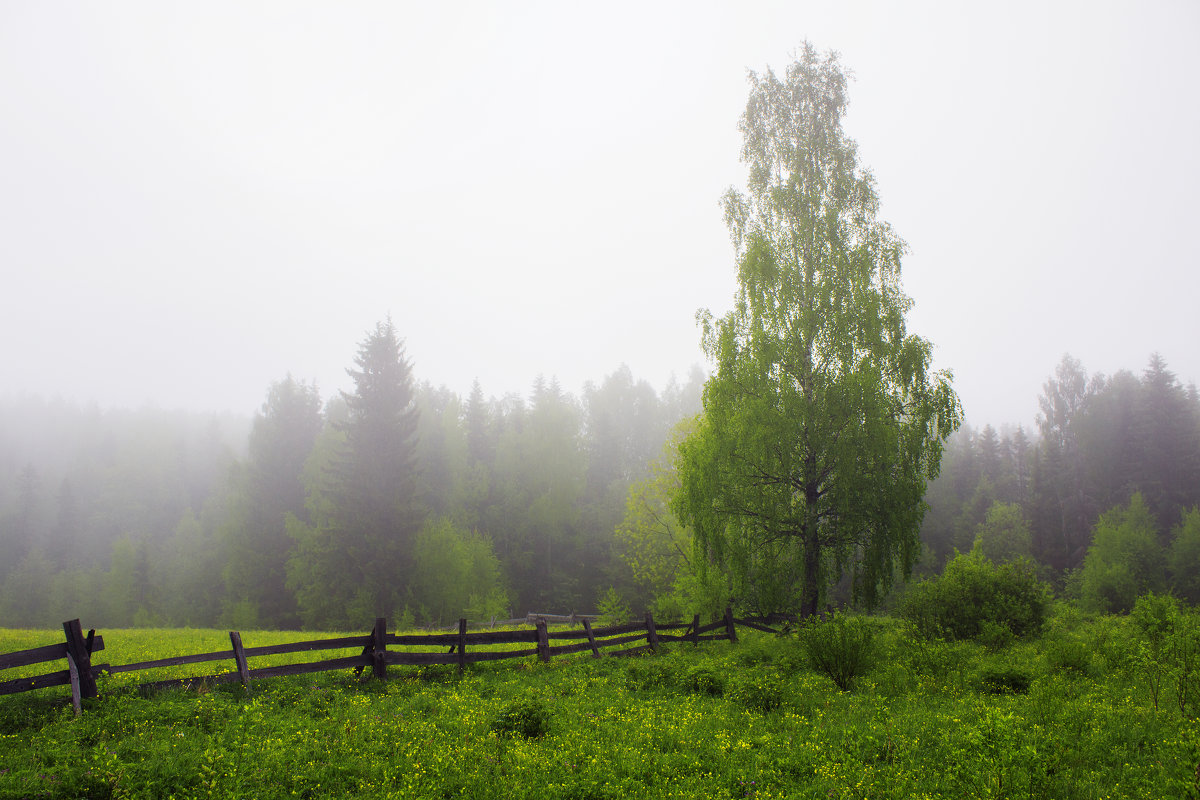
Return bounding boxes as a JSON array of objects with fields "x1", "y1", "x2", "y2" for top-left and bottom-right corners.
[{"x1": 1, "y1": 613, "x2": 1197, "y2": 799}]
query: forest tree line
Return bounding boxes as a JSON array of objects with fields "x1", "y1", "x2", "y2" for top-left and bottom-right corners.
[
  {"x1": 2, "y1": 339, "x2": 1198, "y2": 630},
  {"x1": 917, "y1": 353, "x2": 1200, "y2": 610},
  {"x1": 0, "y1": 320, "x2": 703, "y2": 630}
]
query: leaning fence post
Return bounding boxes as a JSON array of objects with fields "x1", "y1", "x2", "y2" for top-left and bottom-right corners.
[
  {"x1": 645, "y1": 611, "x2": 660, "y2": 652},
  {"x1": 373, "y1": 618, "x2": 387, "y2": 680},
  {"x1": 229, "y1": 632, "x2": 252, "y2": 690},
  {"x1": 724, "y1": 607, "x2": 738, "y2": 644},
  {"x1": 62, "y1": 619, "x2": 97, "y2": 701},
  {"x1": 581, "y1": 618, "x2": 601, "y2": 658},
  {"x1": 66, "y1": 650, "x2": 82, "y2": 716},
  {"x1": 535, "y1": 618, "x2": 550, "y2": 663}
]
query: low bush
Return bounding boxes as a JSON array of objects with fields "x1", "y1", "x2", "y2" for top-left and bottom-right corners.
[
  {"x1": 801, "y1": 613, "x2": 876, "y2": 691},
  {"x1": 489, "y1": 697, "x2": 551, "y2": 739},
  {"x1": 1043, "y1": 634, "x2": 1094, "y2": 676},
  {"x1": 900, "y1": 550, "x2": 1052, "y2": 642},
  {"x1": 978, "y1": 667, "x2": 1032, "y2": 695},
  {"x1": 623, "y1": 658, "x2": 675, "y2": 692},
  {"x1": 727, "y1": 671, "x2": 784, "y2": 712},
  {"x1": 681, "y1": 664, "x2": 725, "y2": 695}
]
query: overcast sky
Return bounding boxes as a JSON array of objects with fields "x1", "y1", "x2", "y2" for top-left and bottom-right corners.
[{"x1": 2, "y1": 2, "x2": 1197, "y2": 430}]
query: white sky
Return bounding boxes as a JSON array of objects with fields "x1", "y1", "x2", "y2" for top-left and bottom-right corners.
[{"x1": 2, "y1": 2, "x2": 1197, "y2": 429}]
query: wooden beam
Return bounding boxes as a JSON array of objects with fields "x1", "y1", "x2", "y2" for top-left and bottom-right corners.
[
  {"x1": 229, "y1": 632, "x2": 251, "y2": 690},
  {"x1": 372, "y1": 618, "x2": 387, "y2": 680},
  {"x1": 535, "y1": 618, "x2": 550, "y2": 663},
  {"x1": 645, "y1": 612, "x2": 660, "y2": 652},
  {"x1": 62, "y1": 620, "x2": 97, "y2": 699},
  {"x1": 581, "y1": 618, "x2": 601, "y2": 658}
]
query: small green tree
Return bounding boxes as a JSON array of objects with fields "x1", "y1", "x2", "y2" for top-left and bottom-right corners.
[
  {"x1": 674, "y1": 44, "x2": 961, "y2": 617},
  {"x1": 972, "y1": 501, "x2": 1033, "y2": 565},
  {"x1": 1079, "y1": 493, "x2": 1166, "y2": 613},
  {"x1": 1169, "y1": 507, "x2": 1200, "y2": 604},
  {"x1": 409, "y1": 516, "x2": 509, "y2": 625},
  {"x1": 614, "y1": 418, "x2": 696, "y2": 609}
]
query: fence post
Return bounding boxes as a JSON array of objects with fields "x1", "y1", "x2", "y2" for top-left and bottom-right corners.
[
  {"x1": 373, "y1": 618, "x2": 387, "y2": 680},
  {"x1": 229, "y1": 632, "x2": 251, "y2": 690},
  {"x1": 645, "y1": 611, "x2": 660, "y2": 652},
  {"x1": 724, "y1": 607, "x2": 738, "y2": 644},
  {"x1": 581, "y1": 618, "x2": 601, "y2": 658},
  {"x1": 62, "y1": 619, "x2": 97, "y2": 701},
  {"x1": 691, "y1": 614, "x2": 700, "y2": 646},
  {"x1": 535, "y1": 618, "x2": 550, "y2": 663},
  {"x1": 457, "y1": 618, "x2": 467, "y2": 672},
  {"x1": 66, "y1": 649, "x2": 82, "y2": 716}
]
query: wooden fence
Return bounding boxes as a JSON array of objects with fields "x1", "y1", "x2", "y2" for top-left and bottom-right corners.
[
  {"x1": 2, "y1": 609, "x2": 783, "y2": 713},
  {"x1": 0, "y1": 620, "x2": 109, "y2": 715}
]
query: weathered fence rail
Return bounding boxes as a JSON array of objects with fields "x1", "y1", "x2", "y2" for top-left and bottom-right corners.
[
  {"x1": 0, "y1": 620, "x2": 109, "y2": 715},
  {"x1": 2, "y1": 609, "x2": 785, "y2": 713}
]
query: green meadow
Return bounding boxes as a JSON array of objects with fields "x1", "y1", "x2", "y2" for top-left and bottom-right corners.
[{"x1": 1, "y1": 612, "x2": 1197, "y2": 800}]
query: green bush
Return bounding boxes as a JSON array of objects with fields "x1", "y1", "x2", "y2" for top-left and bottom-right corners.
[
  {"x1": 596, "y1": 587, "x2": 633, "y2": 627},
  {"x1": 1130, "y1": 593, "x2": 1200, "y2": 717},
  {"x1": 977, "y1": 620, "x2": 1016, "y2": 652},
  {"x1": 1078, "y1": 495, "x2": 1166, "y2": 614},
  {"x1": 623, "y1": 659, "x2": 674, "y2": 692},
  {"x1": 891, "y1": 628, "x2": 971, "y2": 679},
  {"x1": 979, "y1": 667, "x2": 1032, "y2": 695},
  {"x1": 1131, "y1": 591, "x2": 1181, "y2": 644},
  {"x1": 900, "y1": 550, "x2": 1052, "y2": 641},
  {"x1": 801, "y1": 613, "x2": 877, "y2": 691},
  {"x1": 1044, "y1": 635, "x2": 1094, "y2": 676},
  {"x1": 727, "y1": 671, "x2": 784, "y2": 712},
  {"x1": 681, "y1": 664, "x2": 725, "y2": 695},
  {"x1": 489, "y1": 698, "x2": 551, "y2": 739}
]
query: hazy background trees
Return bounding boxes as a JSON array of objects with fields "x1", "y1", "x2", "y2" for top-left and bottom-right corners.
[
  {"x1": 0, "y1": 325, "x2": 706, "y2": 629},
  {"x1": 1, "y1": 316, "x2": 1198, "y2": 632},
  {"x1": 917, "y1": 353, "x2": 1200, "y2": 608}
]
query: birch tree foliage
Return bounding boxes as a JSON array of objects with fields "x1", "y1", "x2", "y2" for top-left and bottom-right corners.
[{"x1": 674, "y1": 44, "x2": 962, "y2": 617}]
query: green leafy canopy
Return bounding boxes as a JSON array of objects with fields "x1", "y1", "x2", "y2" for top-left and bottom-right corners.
[{"x1": 674, "y1": 44, "x2": 961, "y2": 617}]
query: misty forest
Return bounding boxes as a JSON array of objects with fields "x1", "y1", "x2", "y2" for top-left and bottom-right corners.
[
  {"x1": 0, "y1": 43, "x2": 1198, "y2": 637},
  {"x1": 3, "y1": 330, "x2": 1199, "y2": 633},
  {"x1": 5, "y1": 34, "x2": 1200, "y2": 798}
]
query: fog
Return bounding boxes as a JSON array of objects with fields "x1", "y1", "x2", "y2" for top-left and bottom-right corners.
[{"x1": 3, "y1": 2, "x2": 1197, "y2": 428}]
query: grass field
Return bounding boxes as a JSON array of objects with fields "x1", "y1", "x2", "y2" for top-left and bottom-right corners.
[{"x1": 1, "y1": 613, "x2": 1197, "y2": 799}]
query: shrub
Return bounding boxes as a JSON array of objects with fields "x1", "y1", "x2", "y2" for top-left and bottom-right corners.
[
  {"x1": 1130, "y1": 592, "x2": 1200, "y2": 717},
  {"x1": 977, "y1": 620, "x2": 1016, "y2": 652},
  {"x1": 727, "y1": 672, "x2": 785, "y2": 712},
  {"x1": 735, "y1": 637, "x2": 776, "y2": 668},
  {"x1": 623, "y1": 659, "x2": 674, "y2": 692},
  {"x1": 979, "y1": 667, "x2": 1032, "y2": 695},
  {"x1": 596, "y1": 587, "x2": 633, "y2": 627},
  {"x1": 1044, "y1": 634, "x2": 1093, "y2": 676},
  {"x1": 900, "y1": 550, "x2": 1052, "y2": 641},
  {"x1": 891, "y1": 627, "x2": 971, "y2": 679},
  {"x1": 489, "y1": 698, "x2": 551, "y2": 739},
  {"x1": 1169, "y1": 508, "x2": 1200, "y2": 604},
  {"x1": 801, "y1": 613, "x2": 876, "y2": 691},
  {"x1": 1079, "y1": 494, "x2": 1166, "y2": 614},
  {"x1": 681, "y1": 664, "x2": 725, "y2": 695},
  {"x1": 1131, "y1": 591, "x2": 1181, "y2": 645}
]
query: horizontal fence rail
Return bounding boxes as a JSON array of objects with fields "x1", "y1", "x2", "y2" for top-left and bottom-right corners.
[
  {"x1": 2, "y1": 609, "x2": 788, "y2": 713},
  {"x1": 0, "y1": 620, "x2": 108, "y2": 715}
]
